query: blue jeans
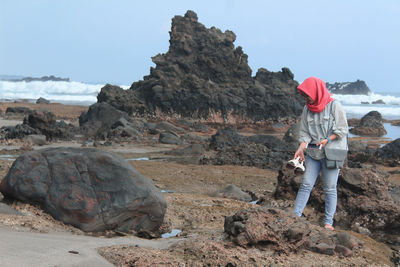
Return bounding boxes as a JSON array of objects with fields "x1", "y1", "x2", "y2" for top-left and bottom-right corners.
[{"x1": 293, "y1": 155, "x2": 340, "y2": 225}]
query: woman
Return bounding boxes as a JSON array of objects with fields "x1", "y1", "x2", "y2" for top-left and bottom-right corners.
[{"x1": 292, "y1": 76, "x2": 348, "y2": 230}]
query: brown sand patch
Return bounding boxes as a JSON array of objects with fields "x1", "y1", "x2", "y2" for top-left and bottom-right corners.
[{"x1": 0, "y1": 102, "x2": 88, "y2": 120}]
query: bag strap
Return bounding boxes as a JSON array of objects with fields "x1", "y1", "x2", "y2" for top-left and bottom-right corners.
[
  {"x1": 327, "y1": 100, "x2": 348, "y2": 149},
  {"x1": 328, "y1": 100, "x2": 334, "y2": 136}
]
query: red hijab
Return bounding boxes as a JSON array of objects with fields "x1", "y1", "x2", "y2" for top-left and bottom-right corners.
[{"x1": 297, "y1": 77, "x2": 334, "y2": 113}]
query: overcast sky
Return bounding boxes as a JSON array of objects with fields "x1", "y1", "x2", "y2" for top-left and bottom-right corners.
[{"x1": 1, "y1": 0, "x2": 399, "y2": 92}]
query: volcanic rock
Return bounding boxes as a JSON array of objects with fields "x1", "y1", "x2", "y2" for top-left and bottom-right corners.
[
  {"x1": 5, "y1": 106, "x2": 31, "y2": 114},
  {"x1": 375, "y1": 138, "x2": 400, "y2": 161},
  {"x1": 217, "y1": 184, "x2": 252, "y2": 202},
  {"x1": 326, "y1": 80, "x2": 371, "y2": 95},
  {"x1": 349, "y1": 111, "x2": 387, "y2": 136},
  {"x1": 154, "y1": 121, "x2": 185, "y2": 133},
  {"x1": 0, "y1": 147, "x2": 166, "y2": 233},
  {"x1": 23, "y1": 134, "x2": 47, "y2": 146},
  {"x1": 159, "y1": 131, "x2": 182, "y2": 145},
  {"x1": 224, "y1": 207, "x2": 361, "y2": 256},
  {"x1": 79, "y1": 102, "x2": 144, "y2": 140},
  {"x1": 1, "y1": 124, "x2": 41, "y2": 139},
  {"x1": 97, "y1": 10, "x2": 304, "y2": 122},
  {"x1": 201, "y1": 127, "x2": 293, "y2": 169},
  {"x1": 274, "y1": 165, "x2": 400, "y2": 237},
  {"x1": 36, "y1": 97, "x2": 50, "y2": 104},
  {"x1": 24, "y1": 110, "x2": 76, "y2": 140},
  {"x1": 372, "y1": 99, "x2": 385, "y2": 104}
]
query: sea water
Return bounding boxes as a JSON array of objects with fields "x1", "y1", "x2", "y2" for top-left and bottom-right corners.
[
  {"x1": 1, "y1": 80, "x2": 399, "y2": 138},
  {"x1": 333, "y1": 92, "x2": 400, "y2": 120},
  {"x1": 0, "y1": 80, "x2": 129, "y2": 105}
]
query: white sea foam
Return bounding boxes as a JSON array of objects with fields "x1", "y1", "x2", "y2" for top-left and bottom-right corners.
[
  {"x1": 333, "y1": 93, "x2": 400, "y2": 119},
  {"x1": 333, "y1": 93, "x2": 400, "y2": 105},
  {"x1": 0, "y1": 80, "x2": 130, "y2": 105},
  {"x1": 1, "y1": 80, "x2": 399, "y2": 119}
]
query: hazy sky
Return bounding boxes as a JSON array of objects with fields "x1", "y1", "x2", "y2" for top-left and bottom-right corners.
[{"x1": 1, "y1": 0, "x2": 399, "y2": 92}]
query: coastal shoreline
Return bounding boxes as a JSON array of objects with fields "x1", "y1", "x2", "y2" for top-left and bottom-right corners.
[{"x1": 0, "y1": 101, "x2": 399, "y2": 266}]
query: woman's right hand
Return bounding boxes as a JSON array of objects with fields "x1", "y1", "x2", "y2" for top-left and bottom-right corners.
[{"x1": 294, "y1": 142, "x2": 307, "y2": 162}]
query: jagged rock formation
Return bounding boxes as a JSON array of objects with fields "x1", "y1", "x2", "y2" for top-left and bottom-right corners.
[
  {"x1": 326, "y1": 80, "x2": 371, "y2": 95},
  {"x1": 97, "y1": 10, "x2": 304, "y2": 122}
]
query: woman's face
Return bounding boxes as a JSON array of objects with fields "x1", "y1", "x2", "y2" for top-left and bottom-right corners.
[{"x1": 302, "y1": 93, "x2": 315, "y2": 105}]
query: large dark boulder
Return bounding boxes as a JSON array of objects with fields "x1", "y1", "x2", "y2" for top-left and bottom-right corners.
[
  {"x1": 349, "y1": 111, "x2": 387, "y2": 136},
  {"x1": 97, "y1": 10, "x2": 303, "y2": 122},
  {"x1": 0, "y1": 147, "x2": 166, "y2": 233},
  {"x1": 326, "y1": 80, "x2": 371, "y2": 95}
]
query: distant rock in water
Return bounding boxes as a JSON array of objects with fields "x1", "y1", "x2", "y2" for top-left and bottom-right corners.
[
  {"x1": 4, "y1": 75, "x2": 70, "y2": 82},
  {"x1": 97, "y1": 10, "x2": 304, "y2": 122},
  {"x1": 372, "y1": 99, "x2": 385, "y2": 104},
  {"x1": 326, "y1": 80, "x2": 371, "y2": 95},
  {"x1": 36, "y1": 97, "x2": 50, "y2": 104},
  {"x1": 349, "y1": 110, "x2": 387, "y2": 136}
]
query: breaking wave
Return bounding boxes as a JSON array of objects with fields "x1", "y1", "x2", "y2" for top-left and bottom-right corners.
[{"x1": 0, "y1": 80, "x2": 129, "y2": 105}]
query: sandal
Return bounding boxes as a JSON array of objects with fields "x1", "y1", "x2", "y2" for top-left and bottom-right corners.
[
  {"x1": 287, "y1": 157, "x2": 300, "y2": 168},
  {"x1": 295, "y1": 161, "x2": 305, "y2": 173},
  {"x1": 324, "y1": 224, "x2": 335, "y2": 231}
]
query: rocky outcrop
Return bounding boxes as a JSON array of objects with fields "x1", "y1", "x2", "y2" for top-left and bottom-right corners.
[
  {"x1": 5, "y1": 107, "x2": 31, "y2": 114},
  {"x1": 0, "y1": 147, "x2": 166, "y2": 234},
  {"x1": 24, "y1": 110, "x2": 76, "y2": 140},
  {"x1": 274, "y1": 165, "x2": 400, "y2": 238},
  {"x1": 224, "y1": 207, "x2": 361, "y2": 257},
  {"x1": 326, "y1": 80, "x2": 371, "y2": 95},
  {"x1": 349, "y1": 111, "x2": 387, "y2": 136},
  {"x1": 79, "y1": 102, "x2": 144, "y2": 141},
  {"x1": 201, "y1": 127, "x2": 293, "y2": 169},
  {"x1": 1, "y1": 124, "x2": 41, "y2": 139},
  {"x1": 97, "y1": 11, "x2": 304, "y2": 122},
  {"x1": 375, "y1": 138, "x2": 400, "y2": 161},
  {"x1": 1, "y1": 110, "x2": 75, "y2": 140}
]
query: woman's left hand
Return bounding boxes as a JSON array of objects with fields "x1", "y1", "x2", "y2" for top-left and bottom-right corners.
[{"x1": 317, "y1": 139, "x2": 329, "y2": 148}]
